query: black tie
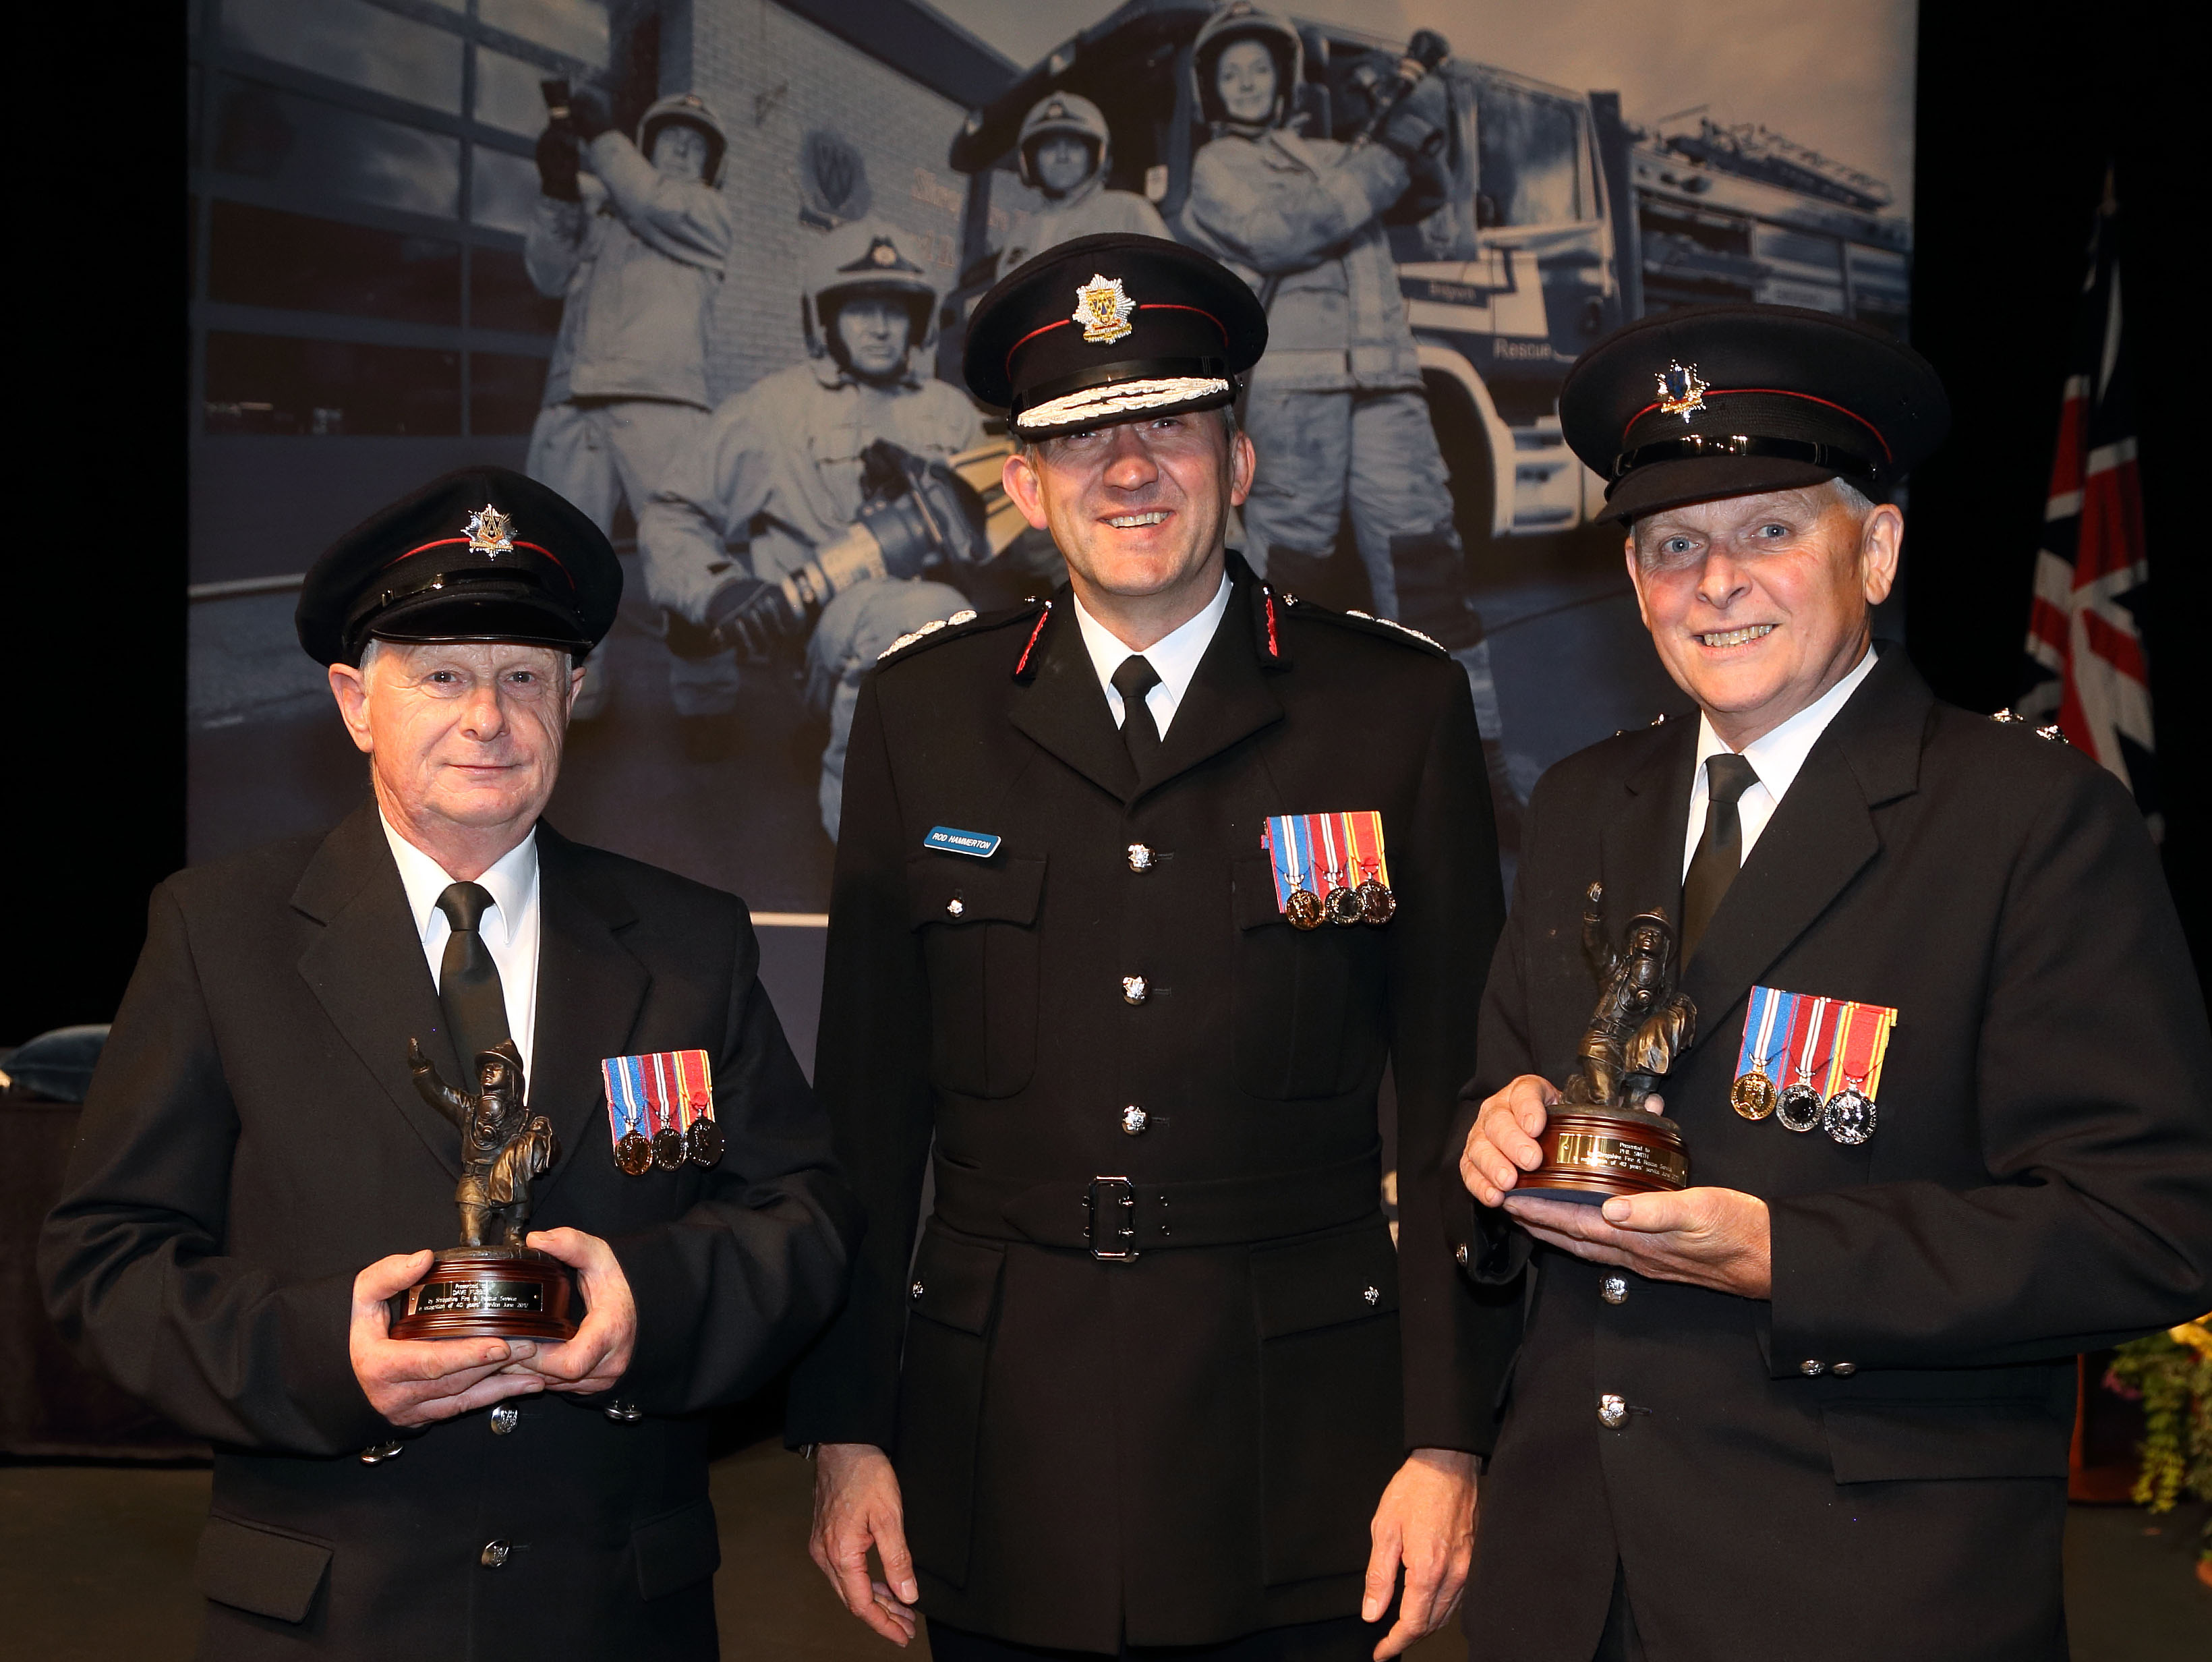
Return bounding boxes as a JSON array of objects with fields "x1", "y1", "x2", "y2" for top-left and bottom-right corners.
[
  {"x1": 1681, "y1": 753, "x2": 1759, "y2": 965},
  {"x1": 436, "y1": 882, "x2": 513, "y2": 1068},
  {"x1": 1111, "y1": 654, "x2": 1163, "y2": 775}
]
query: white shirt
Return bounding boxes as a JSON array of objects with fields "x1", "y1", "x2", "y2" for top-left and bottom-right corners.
[
  {"x1": 381, "y1": 814, "x2": 543, "y2": 1077},
  {"x1": 1681, "y1": 648, "x2": 1879, "y2": 881},
  {"x1": 1071, "y1": 572, "x2": 1233, "y2": 739}
]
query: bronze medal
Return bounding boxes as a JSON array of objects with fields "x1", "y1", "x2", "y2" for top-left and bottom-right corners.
[
  {"x1": 1325, "y1": 883, "x2": 1365, "y2": 927},
  {"x1": 686, "y1": 1116, "x2": 726, "y2": 1167},
  {"x1": 652, "y1": 1126, "x2": 688, "y2": 1171},
  {"x1": 1286, "y1": 888, "x2": 1325, "y2": 930},
  {"x1": 615, "y1": 1130, "x2": 655, "y2": 1176},
  {"x1": 1358, "y1": 879, "x2": 1395, "y2": 925},
  {"x1": 1775, "y1": 1083, "x2": 1825, "y2": 1134},
  {"x1": 1730, "y1": 1069, "x2": 1778, "y2": 1121}
]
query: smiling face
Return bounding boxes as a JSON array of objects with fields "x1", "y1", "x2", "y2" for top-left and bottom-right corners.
[
  {"x1": 328, "y1": 639, "x2": 581, "y2": 873},
  {"x1": 1214, "y1": 38, "x2": 1279, "y2": 125},
  {"x1": 1626, "y1": 484, "x2": 1902, "y2": 749},
  {"x1": 1032, "y1": 133, "x2": 1096, "y2": 196},
  {"x1": 832, "y1": 295, "x2": 913, "y2": 381},
  {"x1": 648, "y1": 121, "x2": 709, "y2": 183},
  {"x1": 1002, "y1": 409, "x2": 1255, "y2": 648}
]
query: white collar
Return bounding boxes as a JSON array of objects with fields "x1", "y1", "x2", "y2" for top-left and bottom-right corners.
[
  {"x1": 380, "y1": 814, "x2": 539, "y2": 948},
  {"x1": 1071, "y1": 571, "x2": 1233, "y2": 712},
  {"x1": 1695, "y1": 646, "x2": 1880, "y2": 797}
]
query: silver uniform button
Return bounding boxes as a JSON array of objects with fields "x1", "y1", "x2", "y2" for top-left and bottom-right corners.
[
  {"x1": 490, "y1": 1403, "x2": 520, "y2": 1435},
  {"x1": 1122, "y1": 975, "x2": 1149, "y2": 1004},
  {"x1": 480, "y1": 1540, "x2": 511, "y2": 1569},
  {"x1": 1832, "y1": 1363, "x2": 1857, "y2": 1377},
  {"x1": 1362, "y1": 1285, "x2": 1380, "y2": 1306},
  {"x1": 1600, "y1": 1275, "x2": 1628, "y2": 1305},
  {"x1": 1454, "y1": 1243, "x2": 1470, "y2": 1267},
  {"x1": 1126, "y1": 842, "x2": 1155, "y2": 872},
  {"x1": 1800, "y1": 1359, "x2": 1825, "y2": 1376},
  {"x1": 604, "y1": 1400, "x2": 642, "y2": 1423},
  {"x1": 359, "y1": 1439, "x2": 404, "y2": 1465},
  {"x1": 1121, "y1": 1105, "x2": 1148, "y2": 1136},
  {"x1": 946, "y1": 896, "x2": 965, "y2": 918},
  {"x1": 1598, "y1": 1394, "x2": 1627, "y2": 1429},
  {"x1": 911, "y1": 1280, "x2": 925, "y2": 1300}
]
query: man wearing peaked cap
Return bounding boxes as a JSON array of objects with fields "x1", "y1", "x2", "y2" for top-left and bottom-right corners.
[
  {"x1": 42, "y1": 466, "x2": 858, "y2": 1659},
  {"x1": 790, "y1": 233, "x2": 1514, "y2": 1661},
  {"x1": 1450, "y1": 304, "x2": 2212, "y2": 1659}
]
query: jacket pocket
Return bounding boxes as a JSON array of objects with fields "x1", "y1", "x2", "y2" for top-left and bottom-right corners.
[
  {"x1": 632, "y1": 1496, "x2": 722, "y2": 1600},
  {"x1": 1229, "y1": 853, "x2": 1384, "y2": 1101},
  {"x1": 195, "y1": 1513, "x2": 332, "y2": 1624},
  {"x1": 1251, "y1": 1223, "x2": 1405, "y2": 1586},
  {"x1": 894, "y1": 1228, "x2": 1008, "y2": 1587},
  {"x1": 908, "y1": 853, "x2": 1046, "y2": 1099},
  {"x1": 1822, "y1": 1401, "x2": 2072, "y2": 1484}
]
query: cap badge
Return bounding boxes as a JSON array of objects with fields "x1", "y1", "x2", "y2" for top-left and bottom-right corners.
[
  {"x1": 869, "y1": 238, "x2": 898, "y2": 267},
  {"x1": 1656, "y1": 361, "x2": 1709, "y2": 422},
  {"x1": 464, "y1": 504, "x2": 515, "y2": 556},
  {"x1": 1074, "y1": 273, "x2": 1136, "y2": 345}
]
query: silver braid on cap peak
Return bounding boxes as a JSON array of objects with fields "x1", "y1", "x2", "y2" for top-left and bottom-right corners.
[{"x1": 1016, "y1": 375, "x2": 1231, "y2": 434}]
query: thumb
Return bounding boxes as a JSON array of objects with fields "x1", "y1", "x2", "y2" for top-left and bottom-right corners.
[
  {"x1": 355, "y1": 1249, "x2": 434, "y2": 1307},
  {"x1": 1600, "y1": 1191, "x2": 1683, "y2": 1232}
]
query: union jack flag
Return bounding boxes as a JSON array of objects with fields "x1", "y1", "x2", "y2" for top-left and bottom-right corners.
[{"x1": 2020, "y1": 177, "x2": 2158, "y2": 837}]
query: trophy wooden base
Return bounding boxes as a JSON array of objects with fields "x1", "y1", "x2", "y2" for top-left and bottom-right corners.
[
  {"x1": 1521, "y1": 1104, "x2": 1691, "y2": 1203},
  {"x1": 387, "y1": 1246, "x2": 579, "y2": 1341}
]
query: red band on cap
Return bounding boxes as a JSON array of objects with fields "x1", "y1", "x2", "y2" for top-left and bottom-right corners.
[
  {"x1": 1621, "y1": 388, "x2": 1894, "y2": 461},
  {"x1": 1003, "y1": 304, "x2": 1229, "y2": 380},
  {"x1": 383, "y1": 536, "x2": 573, "y2": 584}
]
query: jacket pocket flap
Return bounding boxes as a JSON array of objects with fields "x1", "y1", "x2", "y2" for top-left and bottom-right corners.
[
  {"x1": 1233, "y1": 853, "x2": 1286, "y2": 931},
  {"x1": 906, "y1": 853, "x2": 1045, "y2": 929},
  {"x1": 1251, "y1": 1228, "x2": 1399, "y2": 1338},
  {"x1": 908, "y1": 1230, "x2": 1006, "y2": 1335},
  {"x1": 195, "y1": 1513, "x2": 332, "y2": 1624},
  {"x1": 633, "y1": 1495, "x2": 721, "y2": 1601},
  {"x1": 1822, "y1": 1402, "x2": 2071, "y2": 1484}
]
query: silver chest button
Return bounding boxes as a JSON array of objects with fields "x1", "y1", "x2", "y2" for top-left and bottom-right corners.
[
  {"x1": 1600, "y1": 1275, "x2": 1628, "y2": 1305},
  {"x1": 1832, "y1": 1363, "x2": 1857, "y2": 1377},
  {"x1": 1122, "y1": 975, "x2": 1149, "y2": 1004},
  {"x1": 911, "y1": 1280, "x2": 925, "y2": 1300},
  {"x1": 1127, "y1": 842, "x2": 1155, "y2": 872},
  {"x1": 1598, "y1": 1394, "x2": 1627, "y2": 1429},
  {"x1": 489, "y1": 1403, "x2": 520, "y2": 1435},
  {"x1": 1362, "y1": 1285, "x2": 1380, "y2": 1306},
  {"x1": 480, "y1": 1539, "x2": 511, "y2": 1569},
  {"x1": 1800, "y1": 1359, "x2": 1825, "y2": 1376},
  {"x1": 1454, "y1": 1243, "x2": 1470, "y2": 1267},
  {"x1": 1121, "y1": 1105, "x2": 1148, "y2": 1136},
  {"x1": 946, "y1": 896, "x2": 965, "y2": 917},
  {"x1": 359, "y1": 1439, "x2": 404, "y2": 1465}
]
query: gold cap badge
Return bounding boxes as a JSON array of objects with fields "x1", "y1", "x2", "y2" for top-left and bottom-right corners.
[
  {"x1": 1656, "y1": 361, "x2": 1709, "y2": 422},
  {"x1": 464, "y1": 505, "x2": 515, "y2": 554},
  {"x1": 1074, "y1": 273, "x2": 1135, "y2": 345}
]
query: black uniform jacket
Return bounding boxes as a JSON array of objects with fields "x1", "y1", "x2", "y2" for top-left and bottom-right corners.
[
  {"x1": 1453, "y1": 652, "x2": 2212, "y2": 1662},
  {"x1": 786, "y1": 556, "x2": 1513, "y2": 1650},
  {"x1": 39, "y1": 807, "x2": 860, "y2": 1661}
]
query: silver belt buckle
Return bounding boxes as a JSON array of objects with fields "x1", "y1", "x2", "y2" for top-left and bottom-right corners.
[{"x1": 1085, "y1": 1176, "x2": 1140, "y2": 1261}]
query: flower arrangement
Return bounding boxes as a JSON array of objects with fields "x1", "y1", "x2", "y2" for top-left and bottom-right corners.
[{"x1": 2104, "y1": 1317, "x2": 2212, "y2": 1585}]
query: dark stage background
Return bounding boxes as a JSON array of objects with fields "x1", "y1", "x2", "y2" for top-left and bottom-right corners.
[{"x1": 7, "y1": 0, "x2": 2202, "y2": 1042}]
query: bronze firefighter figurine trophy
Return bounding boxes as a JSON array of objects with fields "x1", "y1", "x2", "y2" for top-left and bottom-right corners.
[
  {"x1": 387, "y1": 1039, "x2": 579, "y2": 1339},
  {"x1": 1520, "y1": 884, "x2": 1697, "y2": 1201}
]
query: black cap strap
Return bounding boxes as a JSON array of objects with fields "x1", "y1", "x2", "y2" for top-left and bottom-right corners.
[{"x1": 1613, "y1": 432, "x2": 1882, "y2": 484}]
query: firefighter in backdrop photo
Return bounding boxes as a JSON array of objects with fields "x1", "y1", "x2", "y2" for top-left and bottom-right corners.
[
  {"x1": 995, "y1": 91, "x2": 1171, "y2": 277},
  {"x1": 525, "y1": 85, "x2": 733, "y2": 727},
  {"x1": 637, "y1": 221, "x2": 986, "y2": 832},
  {"x1": 1173, "y1": 3, "x2": 1511, "y2": 805}
]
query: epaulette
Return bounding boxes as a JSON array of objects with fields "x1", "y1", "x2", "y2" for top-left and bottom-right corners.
[
  {"x1": 1274, "y1": 590, "x2": 1452, "y2": 660},
  {"x1": 874, "y1": 600, "x2": 1041, "y2": 668},
  {"x1": 1988, "y1": 708, "x2": 2070, "y2": 744}
]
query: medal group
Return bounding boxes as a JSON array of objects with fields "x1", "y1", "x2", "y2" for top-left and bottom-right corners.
[
  {"x1": 1730, "y1": 984, "x2": 1896, "y2": 1146},
  {"x1": 601, "y1": 1049, "x2": 726, "y2": 1174},
  {"x1": 1263, "y1": 811, "x2": 1397, "y2": 929}
]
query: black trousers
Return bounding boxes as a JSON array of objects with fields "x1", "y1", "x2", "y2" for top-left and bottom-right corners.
[{"x1": 927, "y1": 1614, "x2": 1385, "y2": 1661}]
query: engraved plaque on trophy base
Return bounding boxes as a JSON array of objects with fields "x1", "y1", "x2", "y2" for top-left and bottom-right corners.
[
  {"x1": 387, "y1": 1246, "x2": 579, "y2": 1341},
  {"x1": 1521, "y1": 1104, "x2": 1690, "y2": 1204}
]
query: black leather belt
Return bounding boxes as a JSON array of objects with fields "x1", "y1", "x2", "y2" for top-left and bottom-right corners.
[{"x1": 929, "y1": 1149, "x2": 1383, "y2": 1261}]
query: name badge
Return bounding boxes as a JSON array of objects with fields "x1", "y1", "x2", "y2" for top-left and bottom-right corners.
[{"x1": 924, "y1": 826, "x2": 1002, "y2": 859}]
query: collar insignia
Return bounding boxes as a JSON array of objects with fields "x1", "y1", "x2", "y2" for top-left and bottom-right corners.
[
  {"x1": 1074, "y1": 273, "x2": 1136, "y2": 345},
  {"x1": 464, "y1": 504, "x2": 515, "y2": 555},
  {"x1": 1656, "y1": 361, "x2": 1709, "y2": 422}
]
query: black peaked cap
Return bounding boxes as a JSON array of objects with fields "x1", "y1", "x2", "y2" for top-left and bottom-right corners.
[
  {"x1": 1561, "y1": 304, "x2": 1951, "y2": 522},
  {"x1": 964, "y1": 233, "x2": 1267, "y2": 438},
  {"x1": 297, "y1": 466, "x2": 622, "y2": 666}
]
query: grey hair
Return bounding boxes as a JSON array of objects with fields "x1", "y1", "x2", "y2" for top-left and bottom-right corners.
[
  {"x1": 1013, "y1": 400, "x2": 1240, "y2": 459},
  {"x1": 1828, "y1": 476, "x2": 1878, "y2": 517}
]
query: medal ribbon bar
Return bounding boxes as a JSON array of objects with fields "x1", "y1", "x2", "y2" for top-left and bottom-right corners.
[
  {"x1": 1824, "y1": 1000, "x2": 1896, "y2": 1099},
  {"x1": 1263, "y1": 810, "x2": 1391, "y2": 915},
  {"x1": 602, "y1": 1054, "x2": 647, "y2": 1150}
]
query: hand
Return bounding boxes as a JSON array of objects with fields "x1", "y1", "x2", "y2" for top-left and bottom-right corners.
[
  {"x1": 535, "y1": 125, "x2": 581, "y2": 202},
  {"x1": 809, "y1": 1443, "x2": 920, "y2": 1645},
  {"x1": 1503, "y1": 1188, "x2": 1773, "y2": 1298},
  {"x1": 704, "y1": 574, "x2": 801, "y2": 660},
  {"x1": 1364, "y1": 1448, "x2": 1478, "y2": 1659},
  {"x1": 350, "y1": 1251, "x2": 544, "y2": 1427},
  {"x1": 1457, "y1": 1074, "x2": 1560, "y2": 1208},
  {"x1": 519, "y1": 1228, "x2": 637, "y2": 1393},
  {"x1": 1378, "y1": 69, "x2": 1451, "y2": 162}
]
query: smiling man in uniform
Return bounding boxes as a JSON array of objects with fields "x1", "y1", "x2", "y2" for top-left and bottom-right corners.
[
  {"x1": 788, "y1": 233, "x2": 1512, "y2": 1661},
  {"x1": 1451, "y1": 304, "x2": 2212, "y2": 1661}
]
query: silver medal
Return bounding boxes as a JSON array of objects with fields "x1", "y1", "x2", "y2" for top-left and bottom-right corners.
[
  {"x1": 1776, "y1": 1083, "x2": 1825, "y2": 1135},
  {"x1": 1822, "y1": 1087, "x2": 1876, "y2": 1146}
]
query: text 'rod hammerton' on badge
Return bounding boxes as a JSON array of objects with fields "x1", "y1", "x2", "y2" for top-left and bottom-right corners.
[{"x1": 924, "y1": 826, "x2": 1003, "y2": 859}]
